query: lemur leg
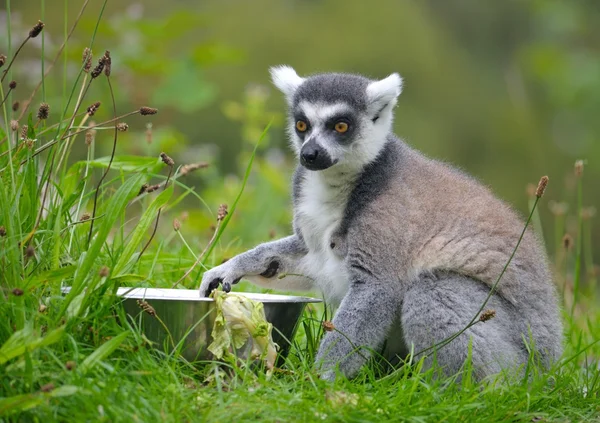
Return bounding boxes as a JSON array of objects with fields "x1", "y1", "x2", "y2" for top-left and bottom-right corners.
[
  {"x1": 199, "y1": 235, "x2": 313, "y2": 297},
  {"x1": 401, "y1": 271, "x2": 528, "y2": 381},
  {"x1": 315, "y1": 278, "x2": 402, "y2": 380}
]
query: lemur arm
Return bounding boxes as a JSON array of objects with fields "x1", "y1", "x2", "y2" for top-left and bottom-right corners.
[
  {"x1": 199, "y1": 235, "x2": 314, "y2": 297},
  {"x1": 315, "y1": 229, "x2": 403, "y2": 380}
]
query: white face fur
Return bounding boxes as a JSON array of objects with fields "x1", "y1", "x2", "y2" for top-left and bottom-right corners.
[{"x1": 270, "y1": 65, "x2": 403, "y2": 173}]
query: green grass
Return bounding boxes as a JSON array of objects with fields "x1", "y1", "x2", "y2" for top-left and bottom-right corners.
[{"x1": 1, "y1": 7, "x2": 599, "y2": 423}]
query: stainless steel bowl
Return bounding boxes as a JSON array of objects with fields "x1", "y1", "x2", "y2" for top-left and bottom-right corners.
[{"x1": 115, "y1": 287, "x2": 321, "y2": 362}]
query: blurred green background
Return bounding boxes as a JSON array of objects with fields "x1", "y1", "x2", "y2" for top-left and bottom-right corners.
[{"x1": 5, "y1": 0, "x2": 599, "y2": 269}]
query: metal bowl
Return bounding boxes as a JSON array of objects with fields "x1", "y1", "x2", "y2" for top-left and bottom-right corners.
[{"x1": 115, "y1": 287, "x2": 322, "y2": 362}]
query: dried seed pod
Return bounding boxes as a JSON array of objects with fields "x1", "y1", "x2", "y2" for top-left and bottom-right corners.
[
  {"x1": 65, "y1": 361, "x2": 76, "y2": 371},
  {"x1": 0, "y1": 54, "x2": 6, "y2": 68},
  {"x1": 137, "y1": 299, "x2": 156, "y2": 317},
  {"x1": 217, "y1": 204, "x2": 228, "y2": 221},
  {"x1": 29, "y1": 20, "x2": 45, "y2": 38},
  {"x1": 80, "y1": 213, "x2": 91, "y2": 221},
  {"x1": 12, "y1": 101, "x2": 19, "y2": 112},
  {"x1": 179, "y1": 162, "x2": 209, "y2": 176},
  {"x1": 562, "y1": 234, "x2": 573, "y2": 250},
  {"x1": 87, "y1": 101, "x2": 101, "y2": 116},
  {"x1": 12, "y1": 288, "x2": 24, "y2": 296},
  {"x1": 138, "y1": 183, "x2": 149, "y2": 196},
  {"x1": 322, "y1": 321, "x2": 335, "y2": 332},
  {"x1": 0, "y1": 226, "x2": 6, "y2": 236},
  {"x1": 82, "y1": 48, "x2": 92, "y2": 73},
  {"x1": 102, "y1": 50, "x2": 111, "y2": 77},
  {"x1": 20, "y1": 125, "x2": 28, "y2": 140},
  {"x1": 535, "y1": 176, "x2": 548, "y2": 198},
  {"x1": 173, "y1": 218, "x2": 181, "y2": 231},
  {"x1": 40, "y1": 383, "x2": 54, "y2": 393},
  {"x1": 98, "y1": 266, "x2": 110, "y2": 278},
  {"x1": 574, "y1": 160, "x2": 584, "y2": 177},
  {"x1": 160, "y1": 152, "x2": 174, "y2": 166},
  {"x1": 37, "y1": 103, "x2": 50, "y2": 120},
  {"x1": 90, "y1": 59, "x2": 104, "y2": 79},
  {"x1": 10, "y1": 120, "x2": 19, "y2": 132},
  {"x1": 116, "y1": 122, "x2": 129, "y2": 132},
  {"x1": 479, "y1": 309, "x2": 496, "y2": 322},
  {"x1": 139, "y1": 106, "x2": 158, "y2": 116},
  {"x1": 145, "y1": 184, "x2": 161, "y2": 194},
  {"x1": 9, "y1": 80, "x2": 16, "y2": 89},
  {"x1": 25, "y1": 245, "x2": 35, "y2": 258}
]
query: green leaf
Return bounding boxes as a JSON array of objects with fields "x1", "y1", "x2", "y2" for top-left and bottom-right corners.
[
  {"x1": 0, "y1": 327, "x2": 65, "y2": 365},
  {"x1": 0, "y1": 393, "x2": 44, "y2": 415},
  {"x1": 83, "y1": 156, "x2": 163, "y2": 173},
  {"x1": 113, "y1": 184, "x2": 173, "y2": 275},
  {"x1": 60, "y1": 174, "x2": 145, "y2": 318},
  {"x1": 78, "y1": 331, "x2": 128, "y2": 375}
]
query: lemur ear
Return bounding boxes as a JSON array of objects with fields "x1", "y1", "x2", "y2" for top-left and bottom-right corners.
[
  {"x1": 270, "y1": 65, "x2": 304, "y2": 103},
  {"x1": 366, "y1": 73, "x2": 403, "y2": 116}
]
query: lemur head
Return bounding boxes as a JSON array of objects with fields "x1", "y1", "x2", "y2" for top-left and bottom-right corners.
[{"x1": 270, "y1": 65, "x2": 402, "y2": 172}]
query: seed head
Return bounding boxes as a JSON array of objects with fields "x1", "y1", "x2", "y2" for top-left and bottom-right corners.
[
  {"x1": 80, "y1": 213, "x2": 91, "y2": 222},
  {"x1": 9, "y1": 80, "x2": 16, "y2": 90},
  {"x1": 29, "y1": 20, "x2": 45, "y2": 38},
  {"x1": 137, "y1": 299, "x2": 156, "y2": 317},
  {"x1": 37, "y1": 103, "x2": 50, "y2": 120},
  {"x1": 40, "y1": 383, "x2": 54, "y2": 393},
  {"x1": 98, "y1": 266, "x2": 110, "y2": 278},
  {"x1": 138, "y1": 183, "x2": 149, "y2": 196},
  {"x1": 102, "y1": 50, "x2": 112, "y2": 77},
  {"x1": 0, "y1": 226, "x2": 6, "y2": 236},
  {"x1": 179, "y1": 162, "x2": 209, "y2": 176},
  {"x1": 12, "y1": 101, "x2": 19, "y2": 112},
  {"x1": 217, "y1": 204, "x2": 228, "y2": 221},
  {"x1": 12, "y1": 288, "x2": 24, "y2": 296},
  {"x1": 548, "y1": 201, "x2": 568, "y2": 217},
  {"x1": 20, "y1": 125, "x2": 28, "y2": 140},
  {"x1": 322, "y1": 320, "x2": 335, "y2": 332},
  {"x1": 160, "y1": 152, "x2": 174, "y2": 166},
  {"x1": 116, "y1": 122, "x2": 129, "y2": 132},
  {"x1": 0, "y1": 54, "x2": 6, "y2": 68},
  {"x1": 82, "y1": 48, "x2": 92, "y2": 73},
  {"x1": 479, "y1": 309, "x2": 496, "y2": 322},
  {"x1": 581, "y1": 207, "x2": 596, "y2": 220},
  {"x1": 574, "y1": 160, "x2": 584, "y2": 177},
  {"x1": 25, "y1": 245, "x2": 35, "y2": 258},
  {"x1": 65, "y1": 361, "x2": 76, "y2": 371},
  {"x1": 139, "y1": 106, "x2": 158, "y2": 116},
  {"x1": 10, "y1": 120, "x2": 19, "y2": 132},
  {"x1": 562, "y1": 234, "x2": 573, "y2": 250},
  {"x1": 535, "y1": 176, "x2": 548, "y2": 198},
  {"x1": 173, "y1": 218, "x2": 181, "y2": 232},
  {"x1": 90, "y1": 58, "x2": 104, "y2": 79},
  {"x1": 85, "y1": 124, "x2": 96, "y2": 146},
  {"x1": 145, "y1": 184, "x2": 161, "y2": 194},
  {"x1": 87, "y1": 101, "x2": 101, "y2": 116}
]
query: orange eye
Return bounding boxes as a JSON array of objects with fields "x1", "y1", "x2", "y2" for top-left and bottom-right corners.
[
  {"x1": 334, "y1": 122, "x2": 349, "y2": 133},
  {"x1": 296, "y1": 120, "x2": 307, "y2": 132}
]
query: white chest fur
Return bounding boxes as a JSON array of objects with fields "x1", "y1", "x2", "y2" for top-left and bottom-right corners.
[{"x1": 295, "y1": 171, "x2": 353, "y2": 305}]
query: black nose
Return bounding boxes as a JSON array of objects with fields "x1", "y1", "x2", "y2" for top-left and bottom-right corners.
[
  {"x1": 301, "y1": 148, "x2": 318, "y2": 163},
  {"x1": 300, "y1": 139, "x2": 336, "y2": 170}
]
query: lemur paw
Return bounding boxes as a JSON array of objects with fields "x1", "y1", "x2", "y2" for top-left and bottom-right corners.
[{"x1": 198, "y1": 264, "x2": 243, "y2": 297}]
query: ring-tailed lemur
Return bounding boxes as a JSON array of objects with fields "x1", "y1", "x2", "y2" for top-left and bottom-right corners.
[{"x1": 199, "y1": 66, "x2": 563, "y2": 381}]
